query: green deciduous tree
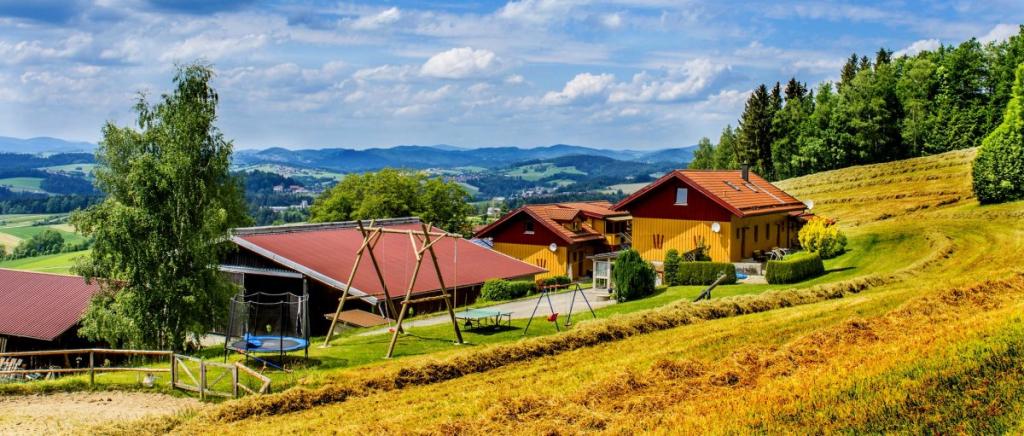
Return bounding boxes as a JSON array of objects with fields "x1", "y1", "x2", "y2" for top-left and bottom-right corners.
[
  {"x1": 73, "y1": 63, "x2": 250, "y2": 350},
  {"x1": 973, "y1": 63, "x2": 1024, "y2": 204},
  {"x1": 713, "y1": 125, "x2": 739, "y2": 170},
  {"x1": 309, "y1": 168, "x2": 473, "y2": 233},
  {"x1": 688, "y1": 137, "x2": 715, "y2": 169}
]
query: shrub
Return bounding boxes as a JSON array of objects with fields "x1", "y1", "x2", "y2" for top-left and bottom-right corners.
[
  {"x1": 765, "y1": 252, "x2": 825, "y2": 284},
  {"x1": 10, "y1": 229, "x2": 65, "y2": 259},
  {"x1": 612, "y1": 249, "x2": 656, "y2": 302},
  {"x1": 540, "y1": 275, "x2": 571, "y2": 287},
  {"x1": 798, "y1": 216, "x2": 847, "y2": 259},
  {"x1": 973, "y1": 64, "x2": 1024, "y2": 204},
  {"x1": 675, "y1": 262, "x2": 737, "y2": 286},
  {"x1": 663, "y1": 249, "x2": 680, "y2": 286},
  {"x1": 480, "y1": 279, "x2": 536, "y2": 301}
]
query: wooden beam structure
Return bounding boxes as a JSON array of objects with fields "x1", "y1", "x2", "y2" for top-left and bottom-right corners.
[{"x1": 322, "y1": 220, "x2": 464, "y2": 358}]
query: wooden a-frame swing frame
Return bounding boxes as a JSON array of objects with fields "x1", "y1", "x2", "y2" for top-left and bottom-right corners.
[{"x1": 322, "y1": 220, "x2": 464, "y2": 358}]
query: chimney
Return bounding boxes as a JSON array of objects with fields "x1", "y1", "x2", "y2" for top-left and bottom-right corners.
[{"x1": 741, "y1": 164, "x2": 749, "y2": 182}]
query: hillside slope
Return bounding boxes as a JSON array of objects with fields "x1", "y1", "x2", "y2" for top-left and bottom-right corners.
[{"x1": 106, "y1": 148, "x2": 1024, "y2": 434}]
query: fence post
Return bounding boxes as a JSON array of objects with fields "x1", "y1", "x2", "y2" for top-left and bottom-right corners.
[
  {"x1": 199, "y1": 360, "x2": 207, "y2": 401},
  {"x1": 88, "y1": 351, "x2": 95, "y2": 385},
  {"x1": 232, "y1": 365, "x2": 239, "y2": 399},
  {"x1": 170, "y1": 354, "x2": 177, "y2": 388}
]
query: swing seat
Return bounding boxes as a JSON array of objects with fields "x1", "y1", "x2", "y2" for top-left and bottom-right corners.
[{"x1": 547, "y1": 313, "x2": 559, "y2": 322}]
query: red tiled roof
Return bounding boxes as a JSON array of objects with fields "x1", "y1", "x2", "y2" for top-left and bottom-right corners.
[
  {"x1": 613, "y1": 170, "x2": 806, "y2": 217},
  {"x1": 0, "y1": 269, "x2": 101, "y2": 341},
  {"x1": 234, "y1": 222, "x2": 546, "y2": 300},
  {"x1": 474, "y1": 201, "x2": 620, "y2": 245}
]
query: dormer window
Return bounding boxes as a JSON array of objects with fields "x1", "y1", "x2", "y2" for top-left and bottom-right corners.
[
  {"x1": 524, "y1": 221, "x2": 535, "y2": 234},
  {"x1": 675, "y1": 188, "x2": 688, "y2": 205}
]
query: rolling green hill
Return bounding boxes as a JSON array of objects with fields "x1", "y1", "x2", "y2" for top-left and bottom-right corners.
[{"x1": 97, "y1": 148, "x2": 1024, "y2": 434}]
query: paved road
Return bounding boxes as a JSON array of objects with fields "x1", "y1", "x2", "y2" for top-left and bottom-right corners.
[{"x1": 359, "y1": 287, "x2": 617, "y2": 336}]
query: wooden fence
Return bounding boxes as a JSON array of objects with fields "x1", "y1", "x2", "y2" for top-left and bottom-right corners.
[
  {"x1": 0, "y1": 348, "x2": 172, "y2": 384},
  {"x1": 170, "y1": 354, "x2": 271, "y2": 399},
  {"x1": 0, "y1": 348, "x2": 270, "y2": 399}
]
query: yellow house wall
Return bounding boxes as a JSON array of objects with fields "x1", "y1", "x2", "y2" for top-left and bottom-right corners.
[
  {"x1": 729, "y1": 213, "x2": 794, "y2": 261},
  {"x1": 492, "y1": 242, "x2": 567, "y2": 280},
  {"x1": 631, "y1": 217, "x2": 732, "y2": 263}
]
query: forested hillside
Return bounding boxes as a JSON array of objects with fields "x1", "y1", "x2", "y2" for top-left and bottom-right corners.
[{"x1": 690, "y1": 25, "x2": 1024, "y2": 181}]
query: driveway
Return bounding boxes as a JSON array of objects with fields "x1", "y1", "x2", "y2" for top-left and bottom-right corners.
[{"x1": 358, "y1": 287, "x2": 616, "y2": 336}]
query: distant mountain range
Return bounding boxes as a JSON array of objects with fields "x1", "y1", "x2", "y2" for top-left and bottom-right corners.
[
  {"x1": 234, "y1": 144, "x2": 696, "y2": 172},
  {"x1": 0, "y1": 136, "x2": 96, "y2": 154},
  {"x1": 0, "y1": 136, "x2": 696, "y2": 172}
]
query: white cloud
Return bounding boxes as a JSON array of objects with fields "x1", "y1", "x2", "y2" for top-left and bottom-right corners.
[
  {"x1": 608, "y1": 59, "x2": 726, "y2": 103},
  {"x1": 0, "y1": 33, "x2": 93, "y2": 65},
  {"x1": 979, "y1": 23, "x2": 1018, "y2": 44},
  {"x1": 504, "y1": 74, "x2": 525, "y2": 85},
  {"x1": 601, "y1": 13, "x2": 623, "y2": 29},
  {"x1": 159, "y1": 33, "x2": 267, "y2": 62},
  {"x1": 895, "y1": 39, "x2": 940, "y2": 57},
  {"x1": 541, "y1": 72, "x2": 614, "y2": 105},
  {"x1": 352, "y1": 64, "x2": 417, "y2": 82},
  {"x1": 498, "y1": 0, "x2": 585, "y2": 25},
  {"x1": 420, "y1": 47, "x2": 501, "y2": 79},
  {"x1": 351, "y1": 7, "x2": 402, "y2": 30}
]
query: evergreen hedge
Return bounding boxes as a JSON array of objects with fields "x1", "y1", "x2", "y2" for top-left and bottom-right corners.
[
  {"x1": 765, "y1": 252, "x2": 825, "y2": 284},
  {"x1": 480, "y1": 279, "x2": 536, "y2": 301},
  {"x1": 674, "y1": 261, "x2": 737, "y2": 286}
]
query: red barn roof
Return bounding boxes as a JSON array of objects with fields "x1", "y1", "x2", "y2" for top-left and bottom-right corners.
[
  {"x1": 614, "y1": 170, "x2": 806, "y2": 217},
  {"x1": 474, "y1": 201, "x2": 624, "y2": 245},
  {"x1": 232, "y1": 219, "x2": 545, "y2": 301},
  {"x1": 0, "y1": 269, "x2": 101, "y2": 341}
]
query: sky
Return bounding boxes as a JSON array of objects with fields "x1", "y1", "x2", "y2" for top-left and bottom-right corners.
[{"x1": 0, "y1": 1, "x2": 1021, "y2": 150}]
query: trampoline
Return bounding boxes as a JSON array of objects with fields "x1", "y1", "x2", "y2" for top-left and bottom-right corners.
[
  {"x1": 224, "y1": 291, "x2": 310, "y2": 369},
  {"x1": 227, "y1": 334, "x2": 309, "y2": 353}
]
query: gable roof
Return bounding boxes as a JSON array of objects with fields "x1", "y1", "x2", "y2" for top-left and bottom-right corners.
[
  {"x1": 231, "y1": 218, "x2": 546, "y2": 302},
  {"x1": 0, "y1": 269, "x2": 101, "y2": 341},
  {"x1": 613, "y1": 170, "x2": 806, "y2": 217},
  {"x1": 474, "y1": 201, "x2": 623, "y2": 245}
]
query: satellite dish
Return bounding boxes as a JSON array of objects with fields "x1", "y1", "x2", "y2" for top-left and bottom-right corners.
[
  {"x1": 804, "y1": 199, "x2": 815, "y2": 210},
  {"x1": 711, "y1": 222, "x2": 721, "y2": 233},
  {"x1": 549, "y1": 243, "x2": 558, "y2": 252}
]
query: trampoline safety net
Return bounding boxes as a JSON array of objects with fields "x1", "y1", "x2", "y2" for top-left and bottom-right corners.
[{"x1": 225, "y1": 292, "x2": 310, "y2": 358}]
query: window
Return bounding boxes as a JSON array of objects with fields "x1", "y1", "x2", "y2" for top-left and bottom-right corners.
[
  {"x1": 675, "y1": 188, "x2": 688, "y2": 205},
  {"x1": 524, "y1": 221, "x2": 535, "y2": 234},
  {"x1": 765, "y1": 223, "x2": 770, "y2": 240},
  {"x1": 653, "y1": 234, "x2": 665, "y2": 249},
  {"x1": 535, "y1": 258, "x2": 547, "y2": 268},
  {"x1": 754, "y1": 225, "x2": 758, "y2": 242}
]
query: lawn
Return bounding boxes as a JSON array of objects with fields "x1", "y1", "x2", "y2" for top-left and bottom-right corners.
[
  {"x1": 602, "y1": 181, "x2": 648, "y2": 194},
  {"x1": 41, "y1": 163, "x2": 98, "y2": 177}
]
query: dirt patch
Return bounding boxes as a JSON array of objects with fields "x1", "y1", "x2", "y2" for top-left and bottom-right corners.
[
  {"x1": 0, "y1": 391, "x2": 199, "y2": 435},
  {"x1": 0, "y1": 232, "x2": 22, "y2": 250}
]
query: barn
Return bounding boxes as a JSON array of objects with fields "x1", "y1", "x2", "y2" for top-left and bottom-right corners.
[
  {"x1": 0, "y1": 269, "x2": 101, "y2": 352},
  {"x1": 222, "y1": 217, "x2": 545, "y2": 333}
]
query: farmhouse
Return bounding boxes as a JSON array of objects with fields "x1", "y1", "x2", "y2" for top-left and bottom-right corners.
[
  {"x1": 0, "y1": 269, "x2": 101, "y2": 352},
  {"x1": 473, "y1": 201, "x2": 631, "y2": 280},
  {"x1": 612, "y1": 168, "x2": 808, "y2": 262},
  {"x1": 223, "y1": 217, "x2": 545, "y2": 333}
]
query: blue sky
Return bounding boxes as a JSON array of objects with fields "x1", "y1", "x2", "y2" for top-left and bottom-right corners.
[{"x1": 0, "y1": 1, "x2": 1020, "y2": 150}]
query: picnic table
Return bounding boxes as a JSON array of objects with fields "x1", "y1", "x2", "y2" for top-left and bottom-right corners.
[{"x1": 456, "y1": 308, "x2": 512, "y2": 329}]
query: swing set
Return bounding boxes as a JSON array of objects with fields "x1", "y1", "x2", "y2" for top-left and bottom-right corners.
[{"x1": 322, "y1": 220, "x2": 463, "y2": 358}]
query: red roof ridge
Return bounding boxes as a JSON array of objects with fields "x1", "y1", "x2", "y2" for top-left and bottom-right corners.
[{"x1": 0, "y1": 267, "x2": 85, "y2": 279}]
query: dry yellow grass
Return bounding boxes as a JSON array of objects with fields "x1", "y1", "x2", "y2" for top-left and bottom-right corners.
[{"x1": 94, "y1": 148, "x2": 1024, "y2": 434}]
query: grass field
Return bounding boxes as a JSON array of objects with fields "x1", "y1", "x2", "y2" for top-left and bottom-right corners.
[
  {"x1": 235, "y1": 164, "x2": 345, "y2": 181},
  {"x1": 506, "y1": 163, "x2": 585, "y2": 181},
  {"x1": 81, "y1": 147, "x2": 1024, "y2": 434},
  {"x1": 0, "y1": 177, "x2": 45, "y2": 193},
  {"x1": 42, "y1": 163, "x2": 98, "y2": 177},
  {"x1": 0, "y1": 250, "x2": 89, "y2": 273},
  {"x1": 603, "y1": 181, "x2": 648, "y2": 194}
]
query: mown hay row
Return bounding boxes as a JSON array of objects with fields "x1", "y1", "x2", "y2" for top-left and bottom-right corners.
[{"x1": 443, "y1": 273, "x2": 1024, "y2": 435}]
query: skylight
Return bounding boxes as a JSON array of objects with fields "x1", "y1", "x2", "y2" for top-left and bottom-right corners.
[
  {"x1": 723, "y1": 181, "x2": 741, "y2": 191},
  {"x1": 743, "y1": 182, "x2": 759, "y2": 192}
]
